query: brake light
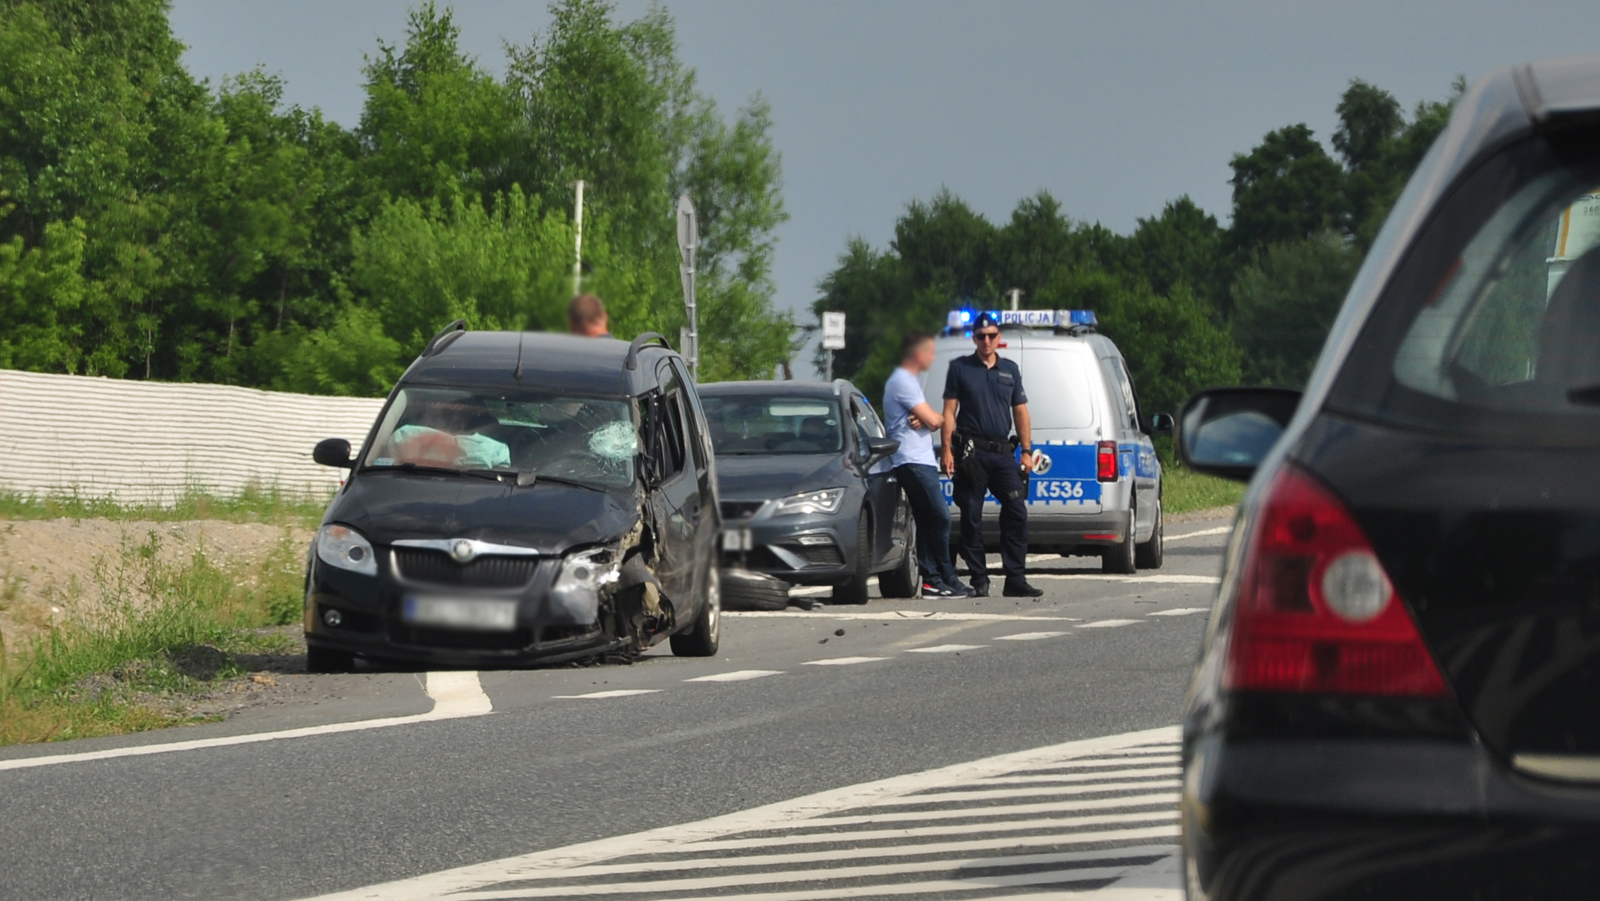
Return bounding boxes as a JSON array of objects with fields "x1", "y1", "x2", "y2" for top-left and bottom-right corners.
[
  {"x1": 1224, "y1": 465, "x2": 1447, "y2": 697},
  {"x1": 1096, "y1": 441, "x2": 1118, "y2": 481}
]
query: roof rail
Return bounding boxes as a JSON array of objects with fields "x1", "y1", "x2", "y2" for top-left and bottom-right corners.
[
  {"x1": 625, "y1": 332, "x2": 673, "y2": 370},
  {"x1": 421, "y1": 319, "x2": 467, "y2": 357}
]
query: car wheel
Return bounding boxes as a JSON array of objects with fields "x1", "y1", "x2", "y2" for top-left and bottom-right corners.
[
  {"x1": 721, "y1": 569, "x2": 793, "y2": 611},
  {"x1": 671, "y1": 566, "x2": 722, "y2": 657},
  {"x1": 878, "y1": 518, "x2": 920, "y2": 598},
  {"x1": 305, "y1": 644, "x2": 353, "y2": 674},
  {"x1": 1102, "y1": 503, "x2": 1138, "y2": 575},
  {"x1": 833, "y1": 510, "x2": 872, "y2": 605},
  {"x1": 1135, "y1": 496, "x2": 1164, "y2": 569}
]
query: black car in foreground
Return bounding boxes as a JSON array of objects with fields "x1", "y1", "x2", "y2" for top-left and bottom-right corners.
[
  {"x1": 303, "y1": 325, "x2": 721, "y2": 670},
  {"x1": 1178, "y1": 56, "x2": 1600, "y2": 898},
  {"x1": 699, "y1": 380, "x2": 918, "y2": 606}
]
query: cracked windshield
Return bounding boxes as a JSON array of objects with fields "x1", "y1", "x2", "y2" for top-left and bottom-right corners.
[{"x1": 4, "y1": 1, "x2": 1599, "y2": 900}]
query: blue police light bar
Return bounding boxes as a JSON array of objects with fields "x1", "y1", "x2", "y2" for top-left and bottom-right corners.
[{"x1": 944, "y1": 309, "x2": 1096, "y2": 329}]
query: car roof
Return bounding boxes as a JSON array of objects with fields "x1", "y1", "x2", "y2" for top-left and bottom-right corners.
[
  {"x1": 402, "y1": 331, "x2": 674, "y2": 395},
  {"x1": 698, "y1": 380, "x2": 853, "y2": 398}
]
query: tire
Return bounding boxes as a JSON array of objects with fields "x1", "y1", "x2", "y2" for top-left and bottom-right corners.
[
  {"x1": 1102, "y1": 503, "x2": 1138, "y2": 575},
  {"x1": 1135, "y1": 496, "x2": 1164, "y2": 569},
  {"x1": 720, "y1": 569, "x2": 792, "y2": 611},
  {"x1": 833, "y1": 510, "x2": 872, "y2": 605},
  {"x1": 671, "y1": 566, "x2": 722, "y2": 657},
  {"x1": 878, "y1": 518, "x2": 920, "y2": 598},
  {"x1": 305, "y1": 644, "x2": 353, "y2": 674}
]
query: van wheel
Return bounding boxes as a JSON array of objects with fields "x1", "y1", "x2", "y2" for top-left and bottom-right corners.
[
  {"x1": 671, "y1": 567, "x2": 721, "y2": 657},
  {"x1": 879, "y1": 519, "x2": 920, "y2": 598},
  {"x1": 1135, "y1": 498, "x2": 1164, "y2": 569},
  {"x1": 833, "y1": 511, "x2": 872, "y2": 605},
  {"x1": 1102, "y1": 506, "x2": 1138, "y2": 575},
  {"x1": 305, "y1": 645, "x2": 353, "y2": 674}
]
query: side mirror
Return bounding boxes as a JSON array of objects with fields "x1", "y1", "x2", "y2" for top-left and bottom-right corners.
[
  {"x1": 865, "y1": 436, "x2": 900, "y2": 460},
  {"x1": 313, "y1": 437, "x2": 356, "y2": 468},
  {"x1": 1149, "y1": 413, "x2": 1175, "y2": 434},
  {"x1": 1176, "y1": 387, "x2": 1302, "y2": 482}
]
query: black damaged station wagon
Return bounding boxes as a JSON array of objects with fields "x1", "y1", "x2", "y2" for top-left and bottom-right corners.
[{"x1": 303, "y1": 323, "x2": 722, "y2": 671}]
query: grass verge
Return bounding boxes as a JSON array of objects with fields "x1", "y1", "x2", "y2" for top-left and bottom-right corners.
[
  {"x1": 1155, "y1": 436, "x2": 1245, "y2": 515},
  {"x1": 0, "y1": 484, "x2": 330, "y2": 529},
  {"x1": 0, "y1": 529, "x2": 305, "y2": 746}
]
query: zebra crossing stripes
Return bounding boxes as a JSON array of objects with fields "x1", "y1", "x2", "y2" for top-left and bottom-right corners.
[{"x1": 304, "y1": 726, "x2": 1183, "y2": 901}]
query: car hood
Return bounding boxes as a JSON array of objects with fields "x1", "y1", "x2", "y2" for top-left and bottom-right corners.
[
  {"x1": 327, "y1": 470, "x2": 640, "y2": 554},
  {"x1": 713, "y1": 453, "x2": 850, "y2": 501}
]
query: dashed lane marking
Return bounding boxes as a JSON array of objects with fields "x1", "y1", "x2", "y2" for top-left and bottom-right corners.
[
  {"x1": 683, "y1": 670, "x2": 784, "y2": 683},
  {"x1": 725, "y1": 611, "x2": 1079, "y2": 622},
  {"x1": 300, "y1": 725, "x2": 1183, "y2": 901},
  {"x1": 0, "y1": 671, "x2": 492, "y2": 773},
  {"x1": 1165, "y1": 525, "x2": 1231, "y2": 541},
  {"x1": 1147, "y1": 607, "x2": 1210, "y2": 617},
  {"x1": 1079, "y1": 619, "x2": 1143, "y2": 628},
  {"x1": 994, "y1": 631, "x2": 1070, "y2": 641},
  {"x1": 552, "y1": 689, "x2": 663, "y2": 700},
  {"x1": 800, "y1": 656, "x2": 890, "y2": 666},
  {"x1": 904, "y1": 643, "x2": 986, "y2": 653},
  {"x1": 1026, "y1": 573, "x2": 1221, "y2": 584}
]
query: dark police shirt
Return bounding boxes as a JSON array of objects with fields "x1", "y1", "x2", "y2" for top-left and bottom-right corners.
[{"x1": 943, "y1": 352, "x2": 1027, "y2": 440}]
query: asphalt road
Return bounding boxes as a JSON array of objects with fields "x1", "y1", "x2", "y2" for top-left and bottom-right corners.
[{"x1": 0, "y1": 516, "x2": 1230, "y2": 901}]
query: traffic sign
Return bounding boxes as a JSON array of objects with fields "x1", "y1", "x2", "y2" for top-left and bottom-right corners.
[{"x1": 822, "y1": 312, "x2": 846, "y2": 350}]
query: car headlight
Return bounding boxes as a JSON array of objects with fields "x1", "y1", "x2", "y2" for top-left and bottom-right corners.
[
  {"x1": 317, "y1": 524, "x2": 378, "y2": 576},
  {"x1": 772, "y1": 488, "x2": 846, "y2": 516},
  {"x1": 550, "y1": 547, "x2": 620, "y2": 621}
]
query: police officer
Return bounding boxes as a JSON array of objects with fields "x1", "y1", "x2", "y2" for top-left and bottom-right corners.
[{"x1": 939, "y1": 312, "x2": 1044, "y2": 598}]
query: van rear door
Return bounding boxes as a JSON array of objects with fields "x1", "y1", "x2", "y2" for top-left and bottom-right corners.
[{"x1": 1017, "y1": 340, "x2": 1102, "y2": 515}]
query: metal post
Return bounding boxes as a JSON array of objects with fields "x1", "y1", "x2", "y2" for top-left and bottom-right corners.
[
  {"x1": 825, "y1": 349, "x2": 833, "y2": 381},
  {"x1": 1008, "y1": 288, "x2": 1021, "y2": 311},
  {"x1": 571, "y1": 180, "x2": 585, "y2": 297},
  {"x1": 675, "y1": 195, "x2": 699, "y2": 378}
]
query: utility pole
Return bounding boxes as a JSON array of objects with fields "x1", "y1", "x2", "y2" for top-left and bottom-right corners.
[
  {"x1": 571, "y1": 180, "x2": 585, "y2": 297},
  {"x1": 1008, "y1": 288, "x2": 1022, "y2": 311},
  {"x1": 675, "y1": 194, "x2": 699, "y2": 377}
]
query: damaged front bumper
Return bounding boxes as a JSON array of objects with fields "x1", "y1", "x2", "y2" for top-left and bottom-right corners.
[
  {"x1": 718, "y1": 501, "x2": 857, "y2": 586},
  {"x1": 304, "y1": 542, "x2": 646, "y2": 667}
]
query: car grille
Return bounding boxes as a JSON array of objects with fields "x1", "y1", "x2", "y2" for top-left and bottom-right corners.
[
  {"x1": 785, "y1": 543, "x2": 844, "y2": 567},
  {"x1": 391, "y1": 548, "x2": 538, "y2": 588},
  {"x1": 391, "y1": 623, "x2": 532, "y2": 651},
  {"x1": 720, "y1": 500, "x2": 766, "y2": 520}
]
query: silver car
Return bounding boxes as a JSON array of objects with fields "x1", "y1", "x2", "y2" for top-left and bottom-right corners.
[{"x1": 924, "y1": 310, "x2": 1168, "y2": 573}]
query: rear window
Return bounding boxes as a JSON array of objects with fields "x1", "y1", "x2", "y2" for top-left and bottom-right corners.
[
  {"x1": 1329, "y1": 132, "x2": 1600, "y2": 443},
  {"x1": 1024, "y1": 348, "x2": 1096, "y2": 429}
]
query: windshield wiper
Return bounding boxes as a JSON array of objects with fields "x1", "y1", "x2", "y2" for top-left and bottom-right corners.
[{"x1": 362, "y1": 463, "x2": 505, "y2": 482}]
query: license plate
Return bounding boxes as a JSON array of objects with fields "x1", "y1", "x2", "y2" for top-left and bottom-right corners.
[
  {"x1": 723, "y1": 528, "x2": 752, "y2": 552},
  {"x1": 402, "y1": 596, "x2": 519, "y2": 631}
]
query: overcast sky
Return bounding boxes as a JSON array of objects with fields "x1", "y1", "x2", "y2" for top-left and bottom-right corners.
[{"x1": 172, "y1": 1, "x2": 1600, "y2": 325}]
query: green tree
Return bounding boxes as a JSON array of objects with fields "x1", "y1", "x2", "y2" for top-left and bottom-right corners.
[
  {"x1": 1226, "y1": 124, "x2": 1345, "y2": 256},
  {"x1": 1127, "y1": 196, "x2": 1228, "y2": 314},
  {"x1": 1230, "y1": 231, "x2": 1361, "y2": 387}
]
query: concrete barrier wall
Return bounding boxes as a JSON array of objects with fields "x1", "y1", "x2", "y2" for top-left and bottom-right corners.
[{"x1": 0, "y1": 370, "x2": 386, "y2": 503}]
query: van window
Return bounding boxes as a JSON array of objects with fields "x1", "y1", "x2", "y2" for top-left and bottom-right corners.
[
  {"x1": 1106, "y1": 357, "x2": 1141, "y2": 431},
  {"x1": 1023, "y1": 349, "x2": 1096, "y2": 429}
]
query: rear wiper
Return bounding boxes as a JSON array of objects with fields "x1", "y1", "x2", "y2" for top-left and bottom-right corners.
[{"x1": 1568, "y1": 384, "x2": 1600, "y2": 406}]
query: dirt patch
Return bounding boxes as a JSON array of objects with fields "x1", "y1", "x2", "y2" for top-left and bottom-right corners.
[{"x1": 0, "y1": 518, "x2": 313, "y2": 649}]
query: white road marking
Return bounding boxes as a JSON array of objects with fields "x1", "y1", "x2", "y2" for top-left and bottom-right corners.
[
  {"x1": 994, "y1": 631, "x2": 1070, "y2": 641},
  {"x1": 801, "y1": 656, "x2": 890, "y2": 666},
  {"x1": 0, "y1": 671, "x2": 492, "y2": 773},
  {"x1": 684, "y1": 670, "x2": 784, "y2": 683},
  {"x1": 1026, "y1": 573, "x2": 1220, "y2": 584},
  {"x1": 1165, "y1": 526, "x2": 1231, "y2": 542},
  {"x1": 1147, "y1": 607, "x2": 1210, "y2": 617},
  {"x1": 1079, "y1": 619, "x2": 1143, "y2": 628},
  {"x1": 552, "y1": 689, "x2": 663, "y2": 699},
  {"x1": 301, "y1": 725, "x2": 1181, "y2": 901},
  {"x1": 726, "y1": 610, "x2": 1080, "y2": 622},
  {"x1": 875, "y1": 778, "x2": 1180, "y2": 804},
  {"x1": 904, "y1": 643, "x2": 985, "y2": 653},
  {"x1": 788, "y1": 586, "x2": 832, "y2": 597}
]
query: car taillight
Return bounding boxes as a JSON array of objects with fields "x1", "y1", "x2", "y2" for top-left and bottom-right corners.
[
  {"x1": 1224, "y1": 464, "x2": 1448, "y2": 697},
  {"x1": 1096, "y1": 441, "x2": 1118, "y2": 482}
]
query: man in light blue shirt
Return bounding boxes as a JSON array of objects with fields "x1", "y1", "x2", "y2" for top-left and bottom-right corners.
[{"x1": 883, "y1": 331, "x2": 970, "y2": 597}]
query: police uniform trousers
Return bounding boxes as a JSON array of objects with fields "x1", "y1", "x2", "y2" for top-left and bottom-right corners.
[{"x1": 953, "y1": 447, "x2": 1028, "y2": 584}]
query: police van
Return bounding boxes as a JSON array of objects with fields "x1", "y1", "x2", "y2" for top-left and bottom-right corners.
[{"x1": 924, "y1": 309, "x2": 1169, "y2": 573}]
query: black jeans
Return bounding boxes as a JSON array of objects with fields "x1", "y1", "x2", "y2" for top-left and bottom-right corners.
[
  {"x1": 894, "y1": 463, "x2": 958, "y2": 589},
  {"x1": 953, "y1": 447, "x2": 1028, "y2": 583}
]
